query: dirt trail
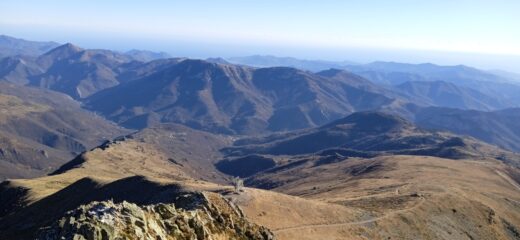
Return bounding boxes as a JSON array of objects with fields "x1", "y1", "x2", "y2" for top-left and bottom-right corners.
[
  {"x1": 273, "y1": 197, "x2": 425, "y2": 233},
  {"x1": 496, "y1": 170, "x2": 520, "y2": 191},
  {"x1": 273, "y1": 170, "x2": 519, "y2": 233}
]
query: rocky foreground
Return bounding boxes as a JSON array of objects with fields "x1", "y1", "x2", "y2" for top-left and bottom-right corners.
[{"x1": 37, "y1": 192, "x2": 273, "y2": 240}]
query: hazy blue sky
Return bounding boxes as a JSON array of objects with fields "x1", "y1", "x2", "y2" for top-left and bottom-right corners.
[{"x1": 1, "y1": 0, "x2": 519, "y2": 71}]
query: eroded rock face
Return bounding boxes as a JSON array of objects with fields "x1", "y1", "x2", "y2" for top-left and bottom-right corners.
[{"x1": 37, "y1": 192, "x2": 273, "y2": 240}]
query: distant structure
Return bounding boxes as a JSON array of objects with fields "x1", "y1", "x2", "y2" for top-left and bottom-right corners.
[{"x1": 233, "y1": 177, "x2": 244, "y2": 193}]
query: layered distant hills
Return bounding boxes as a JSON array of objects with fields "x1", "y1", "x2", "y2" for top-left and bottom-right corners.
[
  {"x1": 396, "y1": 80, "x2": 509, "y2": 110},
  {"x1": 415, "y1": 107, "x2": 520, "y2": 152},
  {"x1": 2, "y1": 36, "x2": 520, "y2": 151},
  {"x1": 0, "y1": 39, "x2": 171, "y2": 99},
  {"x1": 2, "y1": 109, "x2": 519, "y2": 239},
  {"x1": 0, "y1": 35, "x2": 60, "y2": 58},
  {"x1": 231, "y1": 55, "x2": 520, "y2": 110},
  {"x1": 227, "y1": 55, "x2": 357, "y2": 72},
  {"x1": 222, "y1": 111, "x2": 519, "y2": 167},
  {"x1": 84, "y1": 60, "x2": 401, "y2": 134},
  {"x1": 2, "y1": 35, "x2": 520, "y2": 173},
  {"x1": 1, "y1": 35, "x2": 520, "y2": 240}
]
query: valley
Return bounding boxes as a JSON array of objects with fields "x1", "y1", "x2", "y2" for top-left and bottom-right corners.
[{"x1": 0, "y1": 35, "x2": 519, "y2": 240}]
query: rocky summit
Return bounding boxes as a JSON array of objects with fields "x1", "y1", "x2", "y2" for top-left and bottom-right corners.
[{"x1": 38, "y1": 192, "x2": 273, "y2": 240}]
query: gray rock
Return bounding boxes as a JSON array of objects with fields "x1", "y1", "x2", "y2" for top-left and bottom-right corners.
[{"x1": 38, "y1": 192, "x2": 274, "y2": 240}]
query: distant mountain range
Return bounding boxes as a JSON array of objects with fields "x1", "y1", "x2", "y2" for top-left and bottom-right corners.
[
  {"x1": 395, "y1": 80, "x2": 511, "y2": 110},
  {"x1": 1, "y1": 35, "x2": 520, "y2": 165},
  {"x1": 84, "y1": 60, "x2": 400, "y2": 134},
  {"x1": 2, "y1": 35, "x2": 520, "y2": 239},
  {"x1": 345, "y1": 62, "x2": 520, "y2": 108},
  {"x1": 415, "y1": 107, "x2": 520, "y2": 152},
  {"x1": 2, "y1": 36, "x2": 520, "y2": 150},
  {"x1": 230, "y1": 55, "x2": 520, "y2": 110},
  {"x1": 0, "y1": 35, "x2": 60, "y2": 58},
  {"x1": 124, "y1": 49, "x2": 171, "y2": 62},
  {"x1": 0, "y1": 43, "x2": 173, "y2": 99},
  {"x1": 223, "y1": 111, "x2": 514, "y2": 162},
  {"x1": 227, "y1": 55, "x2": 357, "y2": 72},
  {"x1": 216, "y1": 111, "x2": 520, "y2": 186}
]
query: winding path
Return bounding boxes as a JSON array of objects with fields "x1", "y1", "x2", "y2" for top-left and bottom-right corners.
[
  {"x1": 273, "y1": 197, "x2": 425, "y2": 233},
  {"x1": 274, "y1": 170, "x2": 519, "y2": 233},
  {"x1": 496, "y1": 170, "x2": 520, "y2": 191}
]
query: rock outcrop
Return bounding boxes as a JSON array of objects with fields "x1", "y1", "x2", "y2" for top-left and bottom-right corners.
[{"x1": 38, "y1": 192, "x2": 273, "y2": 240}]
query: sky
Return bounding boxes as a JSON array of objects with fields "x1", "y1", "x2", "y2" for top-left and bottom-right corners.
[{"x1": 1, "y1": 0, "x2": 519, "y2": 71}]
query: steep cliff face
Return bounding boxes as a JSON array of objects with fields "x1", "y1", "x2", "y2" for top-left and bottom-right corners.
[{"x1": 38, "y1": 192, "x2": 274, "y2": 240}]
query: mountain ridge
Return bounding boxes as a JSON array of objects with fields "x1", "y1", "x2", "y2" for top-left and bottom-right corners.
[
  {"x1": 0, "y1": 82, "x2": 129, "y2": 180},
  {"x1": 0, "y1": 35, "x2": 60, "y2": 58},
  {"x1": 85, "y1": 59, "x2": 400, "y2": 134}
]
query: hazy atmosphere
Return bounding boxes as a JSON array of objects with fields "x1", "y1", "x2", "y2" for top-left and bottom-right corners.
[
  {"x1": 1, "y1": 1, "x2": 520, "y2": 240},
  {"x1": 1, "y1": 0, "x2": 519, "y2": 71}
]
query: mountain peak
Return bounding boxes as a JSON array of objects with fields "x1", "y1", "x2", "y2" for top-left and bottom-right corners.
[
  {"x1": 317, "y1": 68, "x2": 364, "y2": 80},
  {"x1": 43, "y1": 43, "x2": 83, "y2": 58},
  {"x1": 124, "y1": 49, "x2": 171, "y2": 62},
  {"x1": 205, "y1": 57, "x2": 230, "y2": 64},
  {"x1": 0, "y1": 34, "x2": 14, "y2": 41},
  {"x1": 323, "y1": 111, "x2": 411, "y2": 131},
  {"x1": 316, "y1": 68, "x2": 343, "y2": 76},
  {"x1": 0, "y1": 35, "x2": 24, "y2": 43}
]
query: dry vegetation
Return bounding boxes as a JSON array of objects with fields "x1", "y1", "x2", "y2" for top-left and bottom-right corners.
[
  {"x1": 1, "y1": 112, "x2": 519, "y2": 239},
  {"x1": 2, "y1": 137, "x2": 519, "y2": 240},
  {"x1": 241, "y1": 156, "x2": 520, "y2": 239},
  {"x1": 0, "y1": 94, "x2": 49, "y2": 123}
]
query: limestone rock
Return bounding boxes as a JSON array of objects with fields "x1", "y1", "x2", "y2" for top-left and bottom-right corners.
[{"x1": 37, "y1": 192, "x2": 274, "y2": 240}]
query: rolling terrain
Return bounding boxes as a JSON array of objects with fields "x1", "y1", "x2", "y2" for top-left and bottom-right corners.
[
  {"x1": 243, "y1": 155, "x2": 520, "y2": 240},
  {"x1": 396, "y1": 80, "x2": 510, "y2": 110},
  {"x1": 1, "y1": 35, "x2": 520, "y2": 239},
  {"x1": 230, "y1": 56, "x2": 520, "y2": 111},
  {"x1": 222, "y1": 112, "x2": 518, "y2": 162},
  {"x1": 346, "y1": 62, "x2": 520, "y2": 110},
  {"x1": 28, "y1": 43, "x2": 136, "y2": 99},
  {"x1": 0, "y1": 41, "x2": 175, "y2": 99},
  {"x1": 0, "y1": 124, "x2": 275, "y2": 239},
  {"x1": 415, "y1": 107, "x2": 520, "y2": 152},
  {"x1": 1, "y1": 112, "x2": 519, "y2": 239},
  {"x1": 0, "y1": 43, "x2": 132, "y2": 98},
  {"x1": 218, "y1": 112, "x2": 520, "y2": 239},
  {"x1": 0, "y1": 81, "x2": 128, "y2": 180},
  {"x1": 85, "y1": 60, "x2": 401, "y2": 134}
]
